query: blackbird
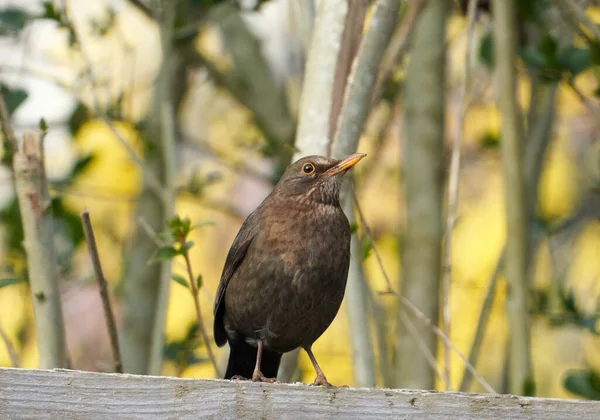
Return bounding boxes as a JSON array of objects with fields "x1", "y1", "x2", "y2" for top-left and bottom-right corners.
[{"x1": 213, "y1": 153, "x2": 366, "y2": 386}]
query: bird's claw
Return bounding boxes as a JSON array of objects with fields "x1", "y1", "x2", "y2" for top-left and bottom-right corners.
[
  {"x1": 230, "y1": 375, "x2": 249, "y2": 381},
  {"x1": 310, "y1": 373, "x2": 333, "y2": 388},
  {"x1": 252, "y1": 371, "x2": 277, "y2": 383}
]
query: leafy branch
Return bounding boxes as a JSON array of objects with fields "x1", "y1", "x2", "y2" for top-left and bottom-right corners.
[{"x1": 148, "y1": 215, "x2": 221, "y2": 377}]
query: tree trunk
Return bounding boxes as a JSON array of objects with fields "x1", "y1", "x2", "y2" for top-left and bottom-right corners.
[{"x1": 396, "y1": 0, "x2": 446, "y2": 390}]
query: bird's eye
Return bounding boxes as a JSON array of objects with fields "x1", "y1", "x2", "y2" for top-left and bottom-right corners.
[{"x1": 302, "y1": 163, "x2": 315, "y2": 175}]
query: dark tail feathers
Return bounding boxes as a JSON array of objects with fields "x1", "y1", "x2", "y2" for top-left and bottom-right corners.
[{"x1": 225, "y1": 339, "x2": 282, "y2": 379}]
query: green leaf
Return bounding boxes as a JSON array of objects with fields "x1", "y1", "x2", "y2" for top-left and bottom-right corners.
[
  {"x1": 361, "y1": 238, "x2": 373, "y2": 261},
  {"x1": 69, "y1": 154, "x2": 95, "y2": 179},
  {"x1": 39, "y1": 117, "x2": 48, "y2": 133},
  {"x1": 41, "y1": 1, "x2": 62, "y2": 22},
  {"x1": 168, "y1": 215, "x2": 192, "y2": 239},
  {"x1": 68, "y1": 103, "x2": 90, "y2": 135},
  {"x1": 182, "y1": 241, "x2": 194, "y2": 252},
  {"x1": 559, "y1": 46, "x2": 592, "y2": 76},
  {"x1": 537, "y1": 35, "x2": 558, "y2": 59},
  {"x1": 479, "y1": 32, "x2": 493, "y2": 67},
  {"x1": 196, "y1": 274, "x2": 203, "y2": 290},
  {"x1": 590, "y1": 41, "x2": 600, "y2": 66},
  {"x1": 171, "y1": 274, "x2": 189, "y2": 290},
  {"x1": 520, "y1": 45, "x2": 548, "y2": 69},
  {"x1": 0, "y1": 85, "x2": 27, "y2": 115},
  {"x1": 0, "y1": 8, "x2": 30, "y2": 35},
  {"x1": 0, "y1": 278, "x2": 25, "y2": 289},
  {"x1": 148, "y1": 246, "x2": 179, "y2": 264},
  {"x1": 349, "y1": 221, "x2": 358, "y2": 234},
  {"x1": 564, "y1": 369, "x2": 600, "y2": 400}
]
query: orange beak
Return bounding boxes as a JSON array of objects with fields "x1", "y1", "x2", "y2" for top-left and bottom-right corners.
[{"x1": 325, "y1": 153, "x2": 367, "y2": 176}]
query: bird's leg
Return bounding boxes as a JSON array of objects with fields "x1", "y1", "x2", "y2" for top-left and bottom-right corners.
[
  {"x1": 304, "y1": 346, "x2": 332, "y2": 387},
  {"x1": 252, "y1": 340, "x2": 276, "y2": 383}
]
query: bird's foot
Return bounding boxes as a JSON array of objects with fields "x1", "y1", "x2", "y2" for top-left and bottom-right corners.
[
  {"x1": 252, "y1": 370, "x2": 277, "y2": 383},
  {"x1": 230, "y1": 375, "x2": 249, "y2": 381},
  {"x1": 310, "y1": 372, "x2": 333, "y2": 388}
]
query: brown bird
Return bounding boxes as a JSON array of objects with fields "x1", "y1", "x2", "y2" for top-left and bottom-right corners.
[{"x1": 213, "y1": 153, "x2": 366, "y2": 386}]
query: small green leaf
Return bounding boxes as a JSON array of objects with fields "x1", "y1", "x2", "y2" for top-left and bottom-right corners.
[
  {"x1": 0, "y1": 8, "x2": 30, "y2": 35},
  {"x1": 590, "y1": 41, "x2": 600, "y2": 66},
  {"x1": 361, "y1": 238, "x2": 373, "y2": 261},
  {"x1": 196, "y1": 274, "x2": 203, "y2": 290},
  {"x1": 41, "y1": 1, "x2": 62, "y2": 22},
  {"x1": 559, "y1": 46, "x2": 592, "y2": 76},
  {"x1": 537, "y1": 35, "x2": 558, "y2": 59},
  {"x1": 0, "y1": 85, "x2": 28, "y2": 115},
  {"x1": 168, "y1": 215, "x2": 192, "y2": 239},
  {"x1": 183, "y1": 241, "x2": 194, "y2": 251},
  {"x1": 479, "y1": 32, "x2": 493, "y2": 67},
  {"x1": 182, "y1": 217, "x2": 191, "y2": 233},
  {"x1": 349, "y1": 222, "x2": 358, "y2": 234},
  {"x1": 564, "y1": 369, "x2": 600, "y2": 400},
  {"x1": 69, "y1": 154, "x2": 95, "y2": 179},
  {"x1": 0, "y1": 278, "x2": 25, "y2": 289},
  {"x1": 39, "y1": 118, "x2": 48, "y2": 133},
  {"x1": 520, "y1": 45, "x2": 548, "y2": 69},
  {"x1": 148, "y1": 246, "x2": 179, "y2": 264},
  {"x1": 171, "y1": 274, "x2": 189, "y2": 289}
]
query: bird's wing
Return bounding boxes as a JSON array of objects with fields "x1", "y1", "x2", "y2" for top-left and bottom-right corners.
[{"x1": 213, "y1": 209, "x2": 260, "y2": 347}]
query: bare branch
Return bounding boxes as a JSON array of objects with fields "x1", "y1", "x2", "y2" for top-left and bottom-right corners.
[
  {"x1": 61, "y1": 6, "x2": 168, "y2": 204},
  {"x1": 371, "y1": 0, "x2": 429, "y2": 107},
  {"x1": 13, "y1": 131, "x2": 68, "y2": 369},
  {"x1": 328, "y1": 0, "x2": 370, "y2": 145},
  {"x1": 441, "y1": 0, "x2": 478, "y2": 391},
  {"x1": 0, "y1": 89, "x2": 19, "y2": 160},
  {"x1": 549, "y1": 0, "x2": 600, "y2": 41},
  {"x1": 0, "y1": 324, "x2": 19, "y2": 367},
  {"x1": 80, "y1": 209, "x2": 123, "y2": 374},
  {"x1": 128, "y1": 0, "x2": 154, "y2": 19},
  {"x1": 294, "y1": 0, "x2": 348, "y2": 159},
  {"x1": 352, "y1": 192, "x2": 496, "y2": 394},
  {"x1": 493, "y1": 0, "x2": 534, "y2": 395},
  {"x1": 182, "y1": 250, "x2": 222, "y2": 378},
  {"x1": 332, "y1": 0, "x2": 403, "y2": 159}
]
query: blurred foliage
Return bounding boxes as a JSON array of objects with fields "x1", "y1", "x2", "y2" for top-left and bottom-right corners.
[
  {"x1": 0, "y1": 8, "x2": 30, "y2": 35},
  {"x1": 0, "y1": 0, "x2": 598, "y2": 399},
  {"x1": 564, "y1": 368, "x2": 600, "y2": 400},
  {"x1": 163, "y1": 322, "x2": 207, "y2": 375}
]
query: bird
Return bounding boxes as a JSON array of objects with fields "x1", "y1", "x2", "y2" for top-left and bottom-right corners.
[{"x1": 213, "y1": 153, "x2": 366, "y2": 387}]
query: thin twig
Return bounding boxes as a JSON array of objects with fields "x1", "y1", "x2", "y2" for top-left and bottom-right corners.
[
  {"x1": 80, "y1": 208, "x2": 123, "y2": 374},
  {"x1": 459, "y1": 248, "x2": 504, "y2": 391},
  {"x1": 0, "y1": 324, "x2": 19, "y2": 368},
  {"x1": 440, "y1": 0, "x2": 478, "y2": 391},
  {"x1": 352, "y1": 191, "x2": 496, "y2": 394},
  {"x1": 371, "y1": 0, "x2": 429, "y2": 107},
  {"x1": 0, "y1": 89, "x2": 19, "y2": 157},
  {"x1": 182, "y1": 249, "x2": 222, "y2": 378},
  {"x1": 567, "y1": 80, "x2": 600, "y2": 121},
  {"x1": 399, "y1": 308, "x2": 448, "y2": 388},
  {"x1": 550, "y1": 0, "x2": 600, "y2": 42},
  {"x1": 62, "y1": 7, "x2": 167, "y2": 204},
  {"x1": 128, "y1": 0, "x2": 154, "y2": 19}
]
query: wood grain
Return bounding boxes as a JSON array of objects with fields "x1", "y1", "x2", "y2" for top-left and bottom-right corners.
[{"x1": 1, "y1": 368, "x2": 599, "y2": 419}]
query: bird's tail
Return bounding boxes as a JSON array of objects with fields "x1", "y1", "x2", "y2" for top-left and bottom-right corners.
[{"x1": 225, "y1": 339, "x2": 282, "y2": 380}]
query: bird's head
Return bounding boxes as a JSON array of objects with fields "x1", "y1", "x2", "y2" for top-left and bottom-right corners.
[{"x1": 274, "y1": 153, "x2": 366, "y2": 205}]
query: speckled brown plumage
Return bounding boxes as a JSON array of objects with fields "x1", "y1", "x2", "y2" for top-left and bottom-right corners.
[{"x1": 213, "y1": 153, "x2": 366, "y2": 386}]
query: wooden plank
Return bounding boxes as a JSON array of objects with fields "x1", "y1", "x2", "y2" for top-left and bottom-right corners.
[{"x1": 0, "y1": 368, "x2": 599, "y2": 419}]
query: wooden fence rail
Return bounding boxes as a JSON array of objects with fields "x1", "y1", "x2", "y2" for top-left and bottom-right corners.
[{"x1": 1, "y1": 368, "x2": 599, "y2": 419}]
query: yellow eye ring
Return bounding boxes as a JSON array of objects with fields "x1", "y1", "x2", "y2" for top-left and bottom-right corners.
[{"x1": 302, "y1": 163, "x2": 315, "y2": 175}]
